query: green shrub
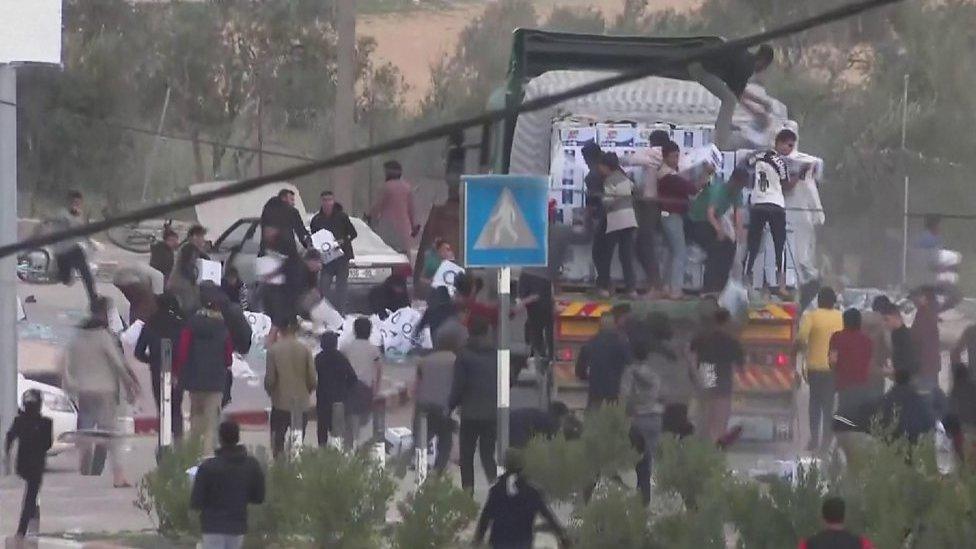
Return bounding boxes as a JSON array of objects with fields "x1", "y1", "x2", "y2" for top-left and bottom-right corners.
[
  {"x1": 393, "y1": 474, "x2": 478, "y2": 549},
  {"x1": 653, "y1": 435, "x2": 727, "y2": 510},
  {"x1": 295, "y1": 448, "x2": 397, "y2": 548},
  {"x1": 523, "y1": 433, "x2": 589, "y2": 502},
  {"x1": 579, "y1": 405, "x2": 640, "y2": 482},
  {"x1": 135, "y1": 442, "x2": 203, "y2": 538},
  {"x1": 573, "y1": 483, "x2": 651, "y2": 549}
]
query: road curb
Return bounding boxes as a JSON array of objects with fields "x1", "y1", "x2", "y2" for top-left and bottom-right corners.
[{"x1": 131, "y1": 382, "x2": 410, "y2": 434}]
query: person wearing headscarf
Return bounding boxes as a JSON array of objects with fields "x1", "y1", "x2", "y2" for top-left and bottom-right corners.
[{"x1": 369, "y1": 160, "x2": 418, "y2": 253}]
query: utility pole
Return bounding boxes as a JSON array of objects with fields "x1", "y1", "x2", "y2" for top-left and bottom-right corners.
[
  {"x1": 900, "y1": 73, "x2": 910, "y2": 288},
  {"x1": 0, "y1": 64, "x2": 19, "y2": 454},
  {"x1": 333, "y1": 0, "x2": 356, "y2": 209}
]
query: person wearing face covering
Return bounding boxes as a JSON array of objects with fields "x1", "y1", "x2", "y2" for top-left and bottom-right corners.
[{"x1": 5, "y1": 389, "x2": 52, "y2": 539}]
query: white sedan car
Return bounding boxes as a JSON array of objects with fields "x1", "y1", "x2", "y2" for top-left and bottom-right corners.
[{"x1": 17, "y1": 373, "x2": 78, "y2": 455}]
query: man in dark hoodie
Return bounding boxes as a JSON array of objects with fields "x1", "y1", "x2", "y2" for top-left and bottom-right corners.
[
  {"x1": 260, "y1": 188, "x2": 311, "y2": 257},
  {"x1": 576, "y1": 314, "x2": 632, "y2": 409},
  {"x1": 191, "y1": 420, "x2": 265, "y2": 549},
  {"x1": 449, "y1": 316, "x2": 498, "y2": 493},
  {"x1": 310, "y1": 190, "x2": 358, "y2": 314},
  {"x1": 135, "y1": 292, "x2": 186, "y2": 440},
  {"x1": 474, "y1": 450, "x2": 568, "y2": 549},
  {"x1": 5, "y1": 389, "x2": 52, "y2": 539},
  {"x1": 176, "y1": 291, "x2": 234, "y2": 457},
  {"x1": 315, "y1": 332, "x2": 359, "y2": 447}
]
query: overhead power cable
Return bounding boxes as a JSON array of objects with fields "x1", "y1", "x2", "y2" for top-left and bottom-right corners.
[{"x1": 0, "y1": 0, "x2": 905, "y2": 259}]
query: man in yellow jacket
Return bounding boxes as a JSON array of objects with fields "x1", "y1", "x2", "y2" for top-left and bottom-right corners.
[
  {"x1": 797, "y1": 287, "x2": 844, "y2": 453},
  {"x1": 264, "y1": 321, "x2": 317, "y2": 457}
]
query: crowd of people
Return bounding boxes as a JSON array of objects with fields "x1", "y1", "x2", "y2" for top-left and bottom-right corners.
[{"x1": 579, "y1": 127, "x2": 803, "y2": 300}]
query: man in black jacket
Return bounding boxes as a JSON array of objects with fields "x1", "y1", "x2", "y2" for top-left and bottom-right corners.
[
  {"x1": 5, "y1": 389, "x2": 53, "y2": 539},
  {"x1": 149, "y1": 228, "x2": 179, "y2": 284},
  {"x1": 449, "y1": 316, "x2": 498, "y2": 493},
  {"x1": 576, "y1": 314, "x2": 632, "y2": 409},
  {"x1": 310, "y1": 191, "x2": 358, "y2": 314},
  {"x1": 191, "y1": 421, "x2": 265, "y2": 549},
  {"x1": 260, "y1": 188, "x2": 311, "y2": 257}
]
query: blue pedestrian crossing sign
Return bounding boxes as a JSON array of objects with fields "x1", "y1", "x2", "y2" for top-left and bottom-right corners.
[{"x1": 463, "y1": 175, "x2": 548, "y2": 268}]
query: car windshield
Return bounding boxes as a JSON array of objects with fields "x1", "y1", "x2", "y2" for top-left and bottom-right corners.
[{"x1": 217, "y1": 220, "x2": 260, "y2": 254}]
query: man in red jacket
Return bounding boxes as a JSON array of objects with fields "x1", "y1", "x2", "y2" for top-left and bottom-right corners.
[
  {"x1": 799, "y1": 497, "x2": 874, "y2": 549},
  {"x1": 830, "y1": 308, "x2": 874, "y2": 415}
]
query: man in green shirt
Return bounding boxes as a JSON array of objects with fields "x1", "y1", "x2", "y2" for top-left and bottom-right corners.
[{"x1": 688, "y1": 167, "x2": 748, "y2": 294}]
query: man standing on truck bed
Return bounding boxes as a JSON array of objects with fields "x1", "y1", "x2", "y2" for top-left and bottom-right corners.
[
  {"x1": 743, "y1": 130, "x2": 795, "y2": 297},
  {"x1": 621, "y1": 129, "x2": 671, "y2": 295}
]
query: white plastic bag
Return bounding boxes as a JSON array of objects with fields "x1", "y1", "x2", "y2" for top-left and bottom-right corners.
[
  {"x1": 431, "y1": 260, "x2": 465, "y2": 296},
  {"x1": 309, "y1": 298, "x2": 343, "y2": 331},
  {"x1": 196, "y1": 258, "x2": 222, "y2": 285},
  {"x1": 311, "y1": 229, "x2": 345, "y2": 266},
  {"x1": 718, "y1": 278, "x2": 749, "y2": 320}
]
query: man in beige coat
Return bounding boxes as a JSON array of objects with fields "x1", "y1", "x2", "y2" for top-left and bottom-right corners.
[{"x1": 264, "y1": 322, "x2": 316, "y2": 457}]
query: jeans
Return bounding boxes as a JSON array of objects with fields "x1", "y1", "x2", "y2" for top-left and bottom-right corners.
[
  {"x1": 17, "y1": 475, "x2": 41, "y2": 536},
  {"x1": 634, "y1": 201, "x2": 662, "y2": 290},
  {"x1": 415, "y1": 403, "x2": 454, "y2": 473},
  {"x1": 189, "y1": 391, "x2": 223, "y2": 457},
  {"x1": 201, "y1": 534, "x2": 244, "y2": 549},
  {"x1": 270, "y1": 408, "x2": 308, "y2": 458},
  {"x1": 318, "y1": 257, "x2": 350, "y2": 314},
  {"x1": 689, "y1": 221, "x2": 736, "y2": 294},
  {"x1": 744, "y1": 204, "x2": 787, "y2": 279},
  {"x1": 661, "y1": 214, "x2": 688, "y2": 294},
  {"x1": 56, "y1": 245, "x2": 97, "y2": 307},
  {"x1": 630, "y1": 413, "x2": 662, "y2": 505},
  {"x1": 459, "y1": 419, "x2": 497, "y2": 491},
  {"x1": 76, "y1": 392, "x2": 124, "y2": 477},
  {"x1": 596, "y1": 228, "x2": 636, "y2": 293},
  {"x1": 807, "y1": 371, "x2": 835, "y2": 449},
  {"x1": 524, "y1": 313, "x2": 553, "y2": 358}
]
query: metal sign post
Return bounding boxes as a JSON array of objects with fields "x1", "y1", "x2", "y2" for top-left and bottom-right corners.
[
  {"x1": 160, "y1": 339, "x2": 173, "y2": 449},
  {"x1": 0, "y1": 65, "x2": 18, "y2": 453},
  {"x1": 462, "y1": 174, "x2": 549, "y2": 468},
  {"x1": 414, "y1": 412, "x2": 428, "y2": 486}
]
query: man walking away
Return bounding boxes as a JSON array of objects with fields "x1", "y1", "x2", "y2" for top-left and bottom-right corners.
[
  {"x1": 576, "y1": 314, "x2": 632, "y2": 409},
  {"x1": 264, "y1": 321, "x2": 316, "y2": 458},
  {"x1": 797, "y1": 287, "x2": 843, "y2": 452},
  {"x1": 688, "y1": 167, "x2": 748, "y2": 295},
  {"x1": 474, "y1": 450, "x2": 569, "y2": 549},
  {"x1": 191, "y1": 421, "x2": 265, "y2": 549},
  {"x1": 517, "y1": 267, "x2": 554, "y2": 358},
  {"x1": 863, "y1": 296, "x2": 893, "y2": 400},
  {"x1": 341, "y1": 317, "x2": 383, "y2": 445},
  {"x1": 5, "y1": 389, "x2": 52, "y2": 540},
  {"x1": 658, "y1": 141, "x2": 710, "y2": 300},
  {"x1": 314, "y1": 332, "x2": 359, "y2": 448},
  {"x1": 690, "y1": 45, "x2": 775, "y2": 150},
  {"x1": 691, "y1": 309, "x2": 745, "y2": 443},
  {"x1": 910, "y1": 287, "x2": 942, "y2": 392},
  {"x1": 50, "y1": 190, "x2": 98, "y2": 307},
  {"x1": 369, "y1": 160, "x2": 419, "y2": 254},
  {"x1": 449, "y1": 316, "x2": 499, "y2": 493},
  {"x1": 134, "y1": 293, "x2": 186, "y2": 441},
  {"x1": 830, "y1": 309, "x2": 874, "y2": 415},
  {"x1": 743, "y1": 131, "x2": 794, "y2": 296},
  {"x1": 414, "y1": 321, "x2": 467, "y2": 472},
  {"x1": 881, "y1": 301, "x2": 918, "y2": 378},
  {"x1": 260, "y1": 188, "x2": 312, "y2": 257},
  {"x1": 310, "y1": 190, "x2": 358, "y2": 314},
  {"x1": 176, "y1": 293, "x2": 233, "y2": 456},
  {"x1": 620, "y1": 335, "x2": 664, "y2": 505},
  {"x1": 798, "y1": 497, "x2": 875, "y2": 549},
  {"x1": 150, "y1": 228, "x2": 180, "y2": 284}
]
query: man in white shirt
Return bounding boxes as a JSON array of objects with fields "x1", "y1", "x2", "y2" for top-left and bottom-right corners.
[
  {"x1": 743, "y1": 129, "x2": 794, "y2": 296},
  {"x1": 340, "y1": 317, "x2": 382, "y2": 445},
  {"x1": 621, "y1": 130, "x2": 671, "y2": 294}
]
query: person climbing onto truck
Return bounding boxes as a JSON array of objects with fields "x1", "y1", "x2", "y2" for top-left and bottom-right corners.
[{"x1": 743, "y1": 130, "x2": 792, "y2": 297}]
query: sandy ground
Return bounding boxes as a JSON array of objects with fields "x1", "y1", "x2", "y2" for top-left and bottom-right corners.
[{"x1": 360, "y1": 0, "x2": 701, "y2": 107}]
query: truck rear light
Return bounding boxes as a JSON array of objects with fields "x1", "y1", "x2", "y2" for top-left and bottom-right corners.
[
  {"x1": 776, "y1": 353, "x2": 789, "y2": 367},
  {"x1": 557, "y1": 347, "x2": 574, "y2": 362}
]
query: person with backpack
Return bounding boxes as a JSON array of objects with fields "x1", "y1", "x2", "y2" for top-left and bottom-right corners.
[
  {"x1": 798, "y1": 497, "x2": 875, "y2": 549},
  {"x1": 4, "y1": 389, "x2": 53, "y2": 540}
]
